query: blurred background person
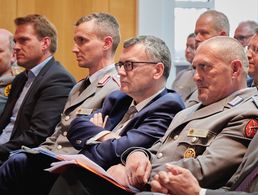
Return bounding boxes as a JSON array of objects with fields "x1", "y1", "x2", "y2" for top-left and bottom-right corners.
[
  {"x1": 234, "y1": 20, "x2": 258, "y2": 47},
  {"x1": 246, "y1": 29, "x2": 258, "y2": 87},
  {"x1": 0, "y1": 29, "x2": 17, "y2": 116},
  {"x1": 171, "y1": 33, "x2": 196, "y2": 102}
]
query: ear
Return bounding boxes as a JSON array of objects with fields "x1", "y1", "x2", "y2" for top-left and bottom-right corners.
[
  {"x1": 103, "y1": 36, "x2": 113, "y2": 51},
  {"x1": 219, "y1": 31, "x2": 227, "y2": 36},
  {"x1": 153, "y1": 62, "x2": 165, "y2": 79},
  {"x1": 10, "y1": 50, "x2": 16, "y2": 65},
  {"x1": 231, "y1": 60, "x2": 242, "y2": 79},
  {"x1": 41, "y1": 37, "x2": 51, "y2": 51}
]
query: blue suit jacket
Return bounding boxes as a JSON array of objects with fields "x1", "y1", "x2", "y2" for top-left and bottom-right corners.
[{"x1": 68, "y1": 89, "x2": 185, "y2": 169}]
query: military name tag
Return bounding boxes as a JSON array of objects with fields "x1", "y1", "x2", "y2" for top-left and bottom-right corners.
[
  {"x1": 187, "y1": 128, "x2": 208, "y2": 138},
  {"x1": 184, "y1": 148, "x2": 196, "y2": 158},
  {"x1": 76, "y1": 108, "x2": 93, "y2": 115}
]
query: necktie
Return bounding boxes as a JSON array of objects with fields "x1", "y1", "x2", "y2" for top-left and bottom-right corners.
[
  {"x1": 113, "y1": 106, "x2": 138, "y2": 133},
  {"x1": 235, "y1": 164, "x2": 258, "y2": 191},
  {"x1": 79, "y1": 78, "x2": 91, "y2": 94}
]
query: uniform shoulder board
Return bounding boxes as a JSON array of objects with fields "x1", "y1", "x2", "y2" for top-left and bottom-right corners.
[
  {"x1": 112, "y1": 75, "x2": 120, "y2": 87},
  {"x1": 97, "y1": 74, "x2": 111, "y2": 87},
  {"x1": 228, "y1": 96, "x2": 244, "y2": 107},
  {"x1": 252, "y1": 96, "x2": 258, "y2": 108}
]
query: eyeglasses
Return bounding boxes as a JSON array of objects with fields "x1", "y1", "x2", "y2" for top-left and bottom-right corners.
[
  {"x1": 115, "y1": 61, "x2": 158, "y2": 71},
  {"x1": 246, "y1": 45, "x2": 258, "y2": 54},
  {"x1": 234, "y1": 34, "x2": 253, "y2": 41}
]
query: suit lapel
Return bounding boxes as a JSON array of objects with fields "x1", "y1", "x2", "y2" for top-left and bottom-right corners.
[{"x1": 22, "y1": 58, "x2": 55, "y2": 101}]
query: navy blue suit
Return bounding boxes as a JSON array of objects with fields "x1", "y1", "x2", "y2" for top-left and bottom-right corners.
[
  {"x1": 0, "y1": 89, "x2": 184, "y2": 195},
  {"x1": 68, "y1": 89, "x2": 185, "y2": 169}
]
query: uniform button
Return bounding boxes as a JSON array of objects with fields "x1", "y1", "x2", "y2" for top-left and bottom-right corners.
[
  {"x1": 64, "y1": 115, "x2": 70, "y2": 121},
  {"x1": 76, "y1": 140, "x2": 82, "y2": 145},
  {"x1": 157, "y1": 152, "x2": 163, "y2": 159},
  {"x1": 191, "y1": 137, "x2": 198, "y2": 143},
  {"x1": 57, "y1": 145, "x2": 62, "y2": 149},
  {"x1": 174, "y1": 135, "x2": 179, "y2": 140},
  {"x1": 63, "y1": 131, "x2": 68, "y2": 136}
]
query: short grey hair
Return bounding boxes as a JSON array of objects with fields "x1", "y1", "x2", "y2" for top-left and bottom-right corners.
[
  {"x1": 124, "y1": 35, "x2": 171, "y2": 79},
  {"x1": 199, "y1": 10, "x2": 230, "y2": 35}
]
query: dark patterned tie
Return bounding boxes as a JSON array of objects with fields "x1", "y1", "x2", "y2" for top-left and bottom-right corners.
[
  {"x1": 235, "y1": 164, "x2": 258, "y2": 191},
  {"x1": 113, "y1": 105, "x2": 137, "y2": 133}
]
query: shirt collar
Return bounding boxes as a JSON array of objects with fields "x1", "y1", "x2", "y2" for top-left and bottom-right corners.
[
  {"x1": 133, "y1": 88, "x2": 165, "y2": 112},
  {"x1": 88, "y1": 64, "x2": 114, "y2": 84},
  {"x1": 29, "y1": 56, "x2": 53, "y2": 77}
]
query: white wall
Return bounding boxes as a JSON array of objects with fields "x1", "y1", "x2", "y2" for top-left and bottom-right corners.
[
  {"x1": 215, "y1": 0, "x2": 258, "y2": 37},
  {"x1": 138, "y1": 0, "x2": 258, "y2": 87}
]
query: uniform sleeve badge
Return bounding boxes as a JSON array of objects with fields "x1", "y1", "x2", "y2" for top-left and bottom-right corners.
[
  {"x1": 245, "y1": 119, "x2": 258, "y2": 138},
  {"x1": 4, "y1": 84, "x2": 12, "y2": 97}
]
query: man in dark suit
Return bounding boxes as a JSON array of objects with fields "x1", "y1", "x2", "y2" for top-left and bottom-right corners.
[
  {"x1": 136, "y1": 130, "x2": 258, "y2": 195},
  {"x1": 0, "y1": 14, "x2": 75, "y2": 163},
  {"x1": 47, "y1": 35, "x2": 184, "y2": 195}
]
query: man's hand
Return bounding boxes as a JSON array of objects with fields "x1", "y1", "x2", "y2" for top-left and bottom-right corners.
[
  {"x1": 150, "y1": 164, "x2": 201, "y2": 195},
  {"x1": 107, "y1": 164, "x2": 129, "y2": 187},
  {"x1": 90, "y1": 113, "x2": 108, "y2": 128},
  {"x1": 125, "y1": 151, "x2": 152, "y2": 189}
]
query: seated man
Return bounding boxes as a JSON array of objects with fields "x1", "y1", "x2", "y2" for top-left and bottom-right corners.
[
  {"x1": 0, "y1": 29, "x2": 17, "y2": 116},
  {"x1": 138, "y1": 130, "x2": 258, "y2": 195},
  {"x1": 0, "y1": 35, "x2": 184, "y2": 195},
  {"x1": 50, "y1": 36, "x2": 258, "y2": 195},
  {"x1": 0, "y1": 14, "x2": 75, "y2": 162},
  {"x1": 171, "y1": 33, "x2": 196, "y2": 102},
  {"x1": 246, "y1": 29, "x2": 258, "y2": 87},
  {"x1": 0, "y1": 12, "x2": 121, "y2": 195}
]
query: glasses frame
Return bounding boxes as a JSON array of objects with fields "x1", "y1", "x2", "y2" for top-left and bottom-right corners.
[{"x1": 115, "y1": 61, "x2": 158, "y2": 71}]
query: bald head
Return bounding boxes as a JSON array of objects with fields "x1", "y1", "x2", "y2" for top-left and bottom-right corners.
[
  {"x1": 195, "y1": 10, "x2": 229, "y2": 48},
  {"x1": 0, "y1": 29, "x2": 15, "y2": 51},
  {"x1": 0, "y1": 29, "x2": 15, "y2": 76},
  {"x1": 193, "y1": 36, "x2": 247, "y2": 105}
]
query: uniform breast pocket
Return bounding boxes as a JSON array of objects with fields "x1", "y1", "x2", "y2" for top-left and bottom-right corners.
[{"x1": 177, "y1": 131, "x2": 217, "y2": 159}]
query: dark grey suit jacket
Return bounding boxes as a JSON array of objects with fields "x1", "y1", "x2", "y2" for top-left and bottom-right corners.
[{"x1": 0, "y1": 57, "x2": 76, "y2": 161}]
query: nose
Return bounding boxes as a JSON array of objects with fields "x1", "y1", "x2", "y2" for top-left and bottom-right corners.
[
  {"x1": 14, "y1": 42, "x2": 20, "y2": 51},
  {"x1": 246, "y1": 49, "x2": 252, "y2": 60},
  {"x1": 193, "y1": 69, "x2": 201, "y2": 82},
  {"x1": 72, "y1": 44, "x2": 79, "y2": 53},
  {"x1": 116, "y1": 65, "x2": 127, "y2": 76}
]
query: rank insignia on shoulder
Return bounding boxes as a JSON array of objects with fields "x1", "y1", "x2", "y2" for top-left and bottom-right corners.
[
  {"x1": 245, "y1": 119, "x2": 258, "y2": 138},
  {"x1": 228, "y1": 96, "x2": 244, "y2": 107},
  {"x1": 252, "y1": 96, "x2": 258, "y2": 108},
  {"x1": 4, "y1": 84, "x2": 12, "y2": 97},
  {"x1": 184, "y1": 148, "x2": 196, "y2": 158},
  {"x1": 97, "y1": 74, "x2": 111, "y2": 87}
]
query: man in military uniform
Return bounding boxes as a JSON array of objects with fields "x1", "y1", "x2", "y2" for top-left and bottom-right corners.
[
  {"x1": 171, "y1": 10, "x2": 230, "y2": 106},
  {"x1": 103, "y1": 36, "x2": 258, "y2": 194},
  {"x1": 0, "y1": 13, "x2": 120, "y2": 195},
  {"x1": 0, "y1": 29, "x2": 17, "y2": 115},
  {"x1": 171, "y1": 33, "x2": 196, "y2": 102}
]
